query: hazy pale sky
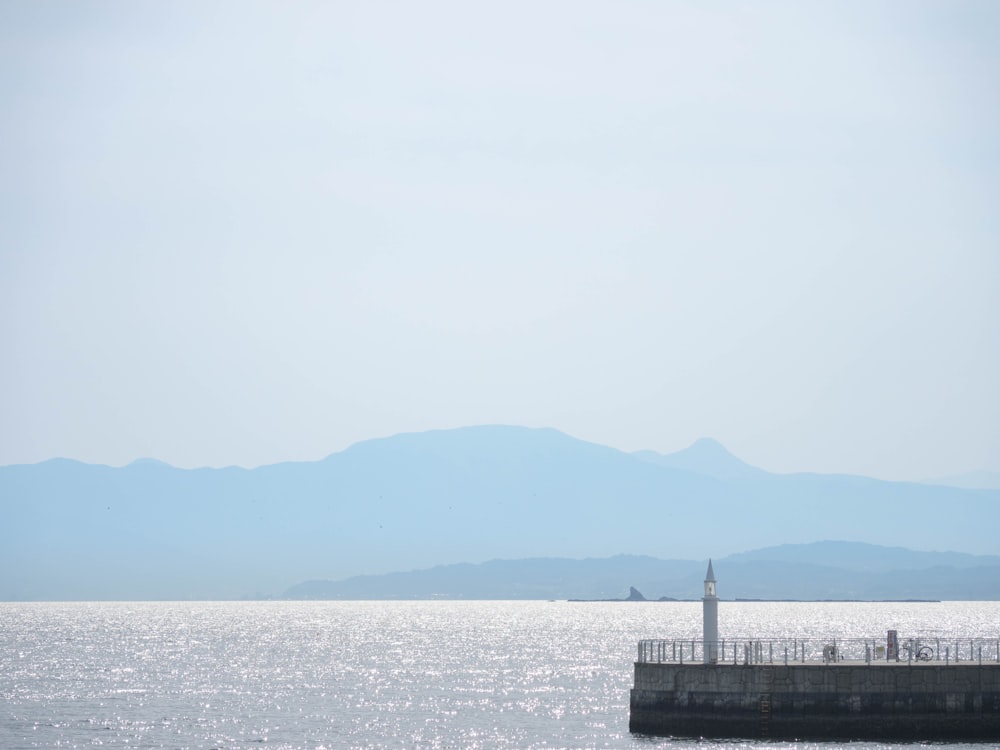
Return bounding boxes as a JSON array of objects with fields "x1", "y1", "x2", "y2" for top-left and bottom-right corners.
[{"x1": 2, "y1": 1, "x2": 998, "y2": 480}]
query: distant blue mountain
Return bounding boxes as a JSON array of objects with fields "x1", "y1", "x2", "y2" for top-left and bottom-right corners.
[
  {"x1": 285, "y1": 554, "x2": 702, "y2": 601},
  {"x1": 723, "y1": 540, "x2": 1000, "y2": 572},
  {"x1": 2, "y1": 426, "x2": 998, "y2": 600},
  {"x1": 923, "y1": 470, "x2": 1000, "y2": 491},
  {"x1": 285, "y1": 542, "x2": 1000, "y2": 601}
]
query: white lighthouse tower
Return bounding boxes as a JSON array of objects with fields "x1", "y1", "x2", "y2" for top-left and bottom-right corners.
[{"x1": 702, "y1": 559, "x2": 718, "y2": 663}]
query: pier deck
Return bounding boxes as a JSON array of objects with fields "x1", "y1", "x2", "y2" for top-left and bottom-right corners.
[{"x1": 630, "y1": 638, "x2": 1000, "y2": 740}]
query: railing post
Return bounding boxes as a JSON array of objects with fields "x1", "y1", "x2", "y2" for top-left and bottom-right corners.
[{"x1": 633, "y1": 634, "x2": 1000, "y2": 670}]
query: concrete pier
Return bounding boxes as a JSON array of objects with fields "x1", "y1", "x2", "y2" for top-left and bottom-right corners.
[
  {"x1": 630, "y1": 660, "x2": 1000, "y2": 740},
  {"x1": 633, "y1": 563, "x2": 1000, "y2": 739}
]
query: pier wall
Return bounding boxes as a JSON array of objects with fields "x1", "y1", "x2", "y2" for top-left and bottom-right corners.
[{"x1": 629, "y1": 662, "x2": 1000, "y2": 740}]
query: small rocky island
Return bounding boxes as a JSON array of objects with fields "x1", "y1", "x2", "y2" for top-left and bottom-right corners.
[{"x1": 570, "y1": 586, "x2": 678, "y2": 602}]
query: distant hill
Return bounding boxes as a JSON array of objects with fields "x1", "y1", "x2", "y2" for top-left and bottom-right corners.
[
  {"x1": 284, "y1": 542, "x2": 1000, "y2": 601},
  {"x1": 723, "y1": 540, "x2": 1000, "y2": 572},
  {"x1": 285, "y1": 555, "x2": 705, "y2": 600},
  {"x1": 2, "y1": 426, "x2": 998, "y2": 600}
]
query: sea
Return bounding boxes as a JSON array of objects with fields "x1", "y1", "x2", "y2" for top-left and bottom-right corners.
[{"x1": 2, "y1": 600, "x2": 999, "y2": 750}]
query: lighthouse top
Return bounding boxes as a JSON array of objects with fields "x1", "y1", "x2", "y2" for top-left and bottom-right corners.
[
  {"x1": 705, "y1": 559, "x2": 715, "y2": 583},
  {"x1": 704, "y1": 560, "x2": 717, "y2": 598}
]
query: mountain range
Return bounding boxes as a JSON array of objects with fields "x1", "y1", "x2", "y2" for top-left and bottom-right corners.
[
  {"x1": 2, "y1": 425, "x2": 997, "y2": 600},
  {"x1": 285, "y1": 541, "x2": 1000, "y2": 601}
]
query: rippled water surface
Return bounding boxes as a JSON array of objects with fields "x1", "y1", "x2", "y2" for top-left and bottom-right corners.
[{"x1": 2, "y1": 600, "x2": 998, "y2": 749}]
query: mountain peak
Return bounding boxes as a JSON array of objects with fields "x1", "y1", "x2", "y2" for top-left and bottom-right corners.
[
  {"x1": 633, "y1": 438, "x2": 767, "y2": 481},
  {"x1": 686, "y1": 437, "x2": 738, "y2": 458},
  {"x1": 127, "y1": 457, "x2": 174, "y2": 469},
  {"x1": 332, "y1": 425, "x2": 621, "y2": 466},
  {"x1": 691, "y1": 437, "x2": 725, "y2": 448}
]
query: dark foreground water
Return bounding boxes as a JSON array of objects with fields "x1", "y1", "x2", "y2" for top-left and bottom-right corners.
[{"x1": 2, "y1": 600, "x2": 998, "y2": 749}]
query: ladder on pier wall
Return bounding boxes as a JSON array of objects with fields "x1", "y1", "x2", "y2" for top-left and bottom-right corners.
[{"x1": 759, "y1": 665, "x2": 774, "y2": 738}]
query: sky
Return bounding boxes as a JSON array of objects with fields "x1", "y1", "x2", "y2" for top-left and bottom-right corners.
[{"x1": 2, "y1": 1, "x2": 998, "y2": 481}]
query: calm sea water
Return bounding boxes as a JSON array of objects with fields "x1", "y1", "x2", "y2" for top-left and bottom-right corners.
[{"x1": 2, "y1": 600, "x2": 998, "y2": 749}]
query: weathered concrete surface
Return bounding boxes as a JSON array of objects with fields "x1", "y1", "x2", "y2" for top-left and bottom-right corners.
[{"x1": 629, "y1": 662, "x2": 1000, "y2": 740}]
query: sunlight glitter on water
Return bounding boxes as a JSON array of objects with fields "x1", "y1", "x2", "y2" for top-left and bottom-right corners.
[{"x1": 1, "y1": 600, "x2": 998, "y2": 749}]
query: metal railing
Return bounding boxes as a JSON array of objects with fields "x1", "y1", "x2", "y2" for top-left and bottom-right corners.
[{"x1": 637, "y1": 637, "x2": 1000, "y2": 665}]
